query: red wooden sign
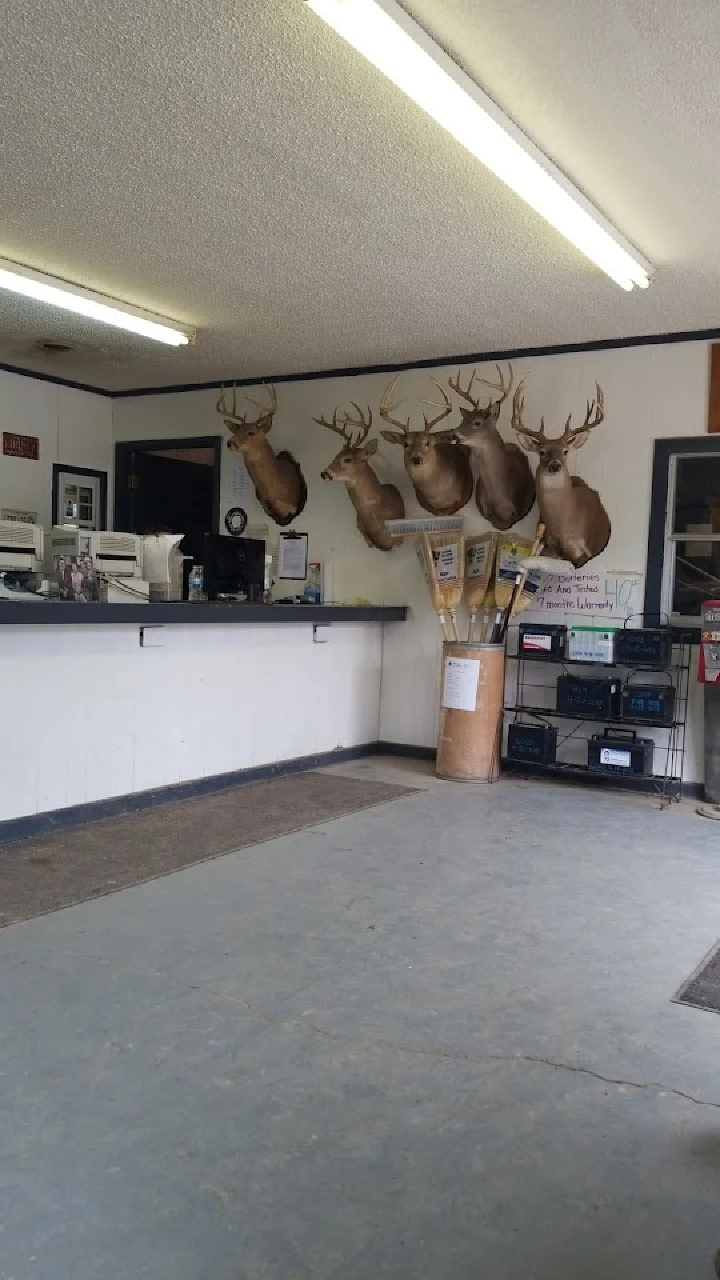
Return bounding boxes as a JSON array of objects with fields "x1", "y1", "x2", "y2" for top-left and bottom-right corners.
[{"x1": 2, "y1": 431, "x2": 39, "y2": 460}]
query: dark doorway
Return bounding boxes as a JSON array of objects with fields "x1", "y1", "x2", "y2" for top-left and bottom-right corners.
[{"x1": 114, "y1": 437, "x2": 222, "y2": 568}]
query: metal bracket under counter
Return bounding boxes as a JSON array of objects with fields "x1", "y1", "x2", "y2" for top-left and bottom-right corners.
[{"x1": 0, "y1": 602, "x2": 408, "y2": 626}]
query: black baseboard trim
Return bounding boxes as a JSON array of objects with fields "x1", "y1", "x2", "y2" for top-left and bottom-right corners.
[
  {"x1": 0, "y1": 742, "x2": 380, "y2": 846},
  {"x1": 0, "y1": 739, "x2": 702, "y2": 845},
  {"x1": 375, "y1": 740, "x2": 437, "y2": 761}
]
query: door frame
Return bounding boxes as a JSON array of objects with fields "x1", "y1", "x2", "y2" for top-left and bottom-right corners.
[
  {"x1": 52, "y1": 463, "x2": 108, "y2": 529},
  {"x1": 113, "y1": 436, "x2": 223, "y2": 535}
]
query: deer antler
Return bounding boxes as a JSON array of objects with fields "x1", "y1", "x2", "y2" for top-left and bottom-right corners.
[
  {"x1": 314, "y1": 403, "x2": 372, "y2": 449},
  {"x1": 244, "y1": 384, "x2": 277, "y2": 419},
  {"x1": 558, "y1": 382, "x2": 605, "y2": 447},
  {"x1": 421, "y1": 378, "x2": 453, "y2": 432},
  {"x1": 448, "y1": 363, "x2": 513, "y2": 411},
  {"x1": 448, "y1": 369, "x2": 480, "y2": 409},
  {"x1": 379, "y1": 376, "x2": 411, "y2": 434},
  {"x1": 477, "y1": 362, "x2": 513, "y2": 405},
  {"x1": 511, "y1": 383, "x2": 546, "y2": 446},
  {"x1": 216, "y1": 383, "x2": 277, "y2": 426},
  {"x1": 216, "y1": 384, "x2": 245, "y2": 424}
]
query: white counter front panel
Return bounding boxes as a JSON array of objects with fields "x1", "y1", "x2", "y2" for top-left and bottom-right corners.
[{"x1": 0, "y1": 622, "x2": 383, "y2": 822}]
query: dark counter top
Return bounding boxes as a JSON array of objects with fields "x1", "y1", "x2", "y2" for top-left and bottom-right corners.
[{"x1": 0, "y1": 601, "x2": 408, "y2": 626}]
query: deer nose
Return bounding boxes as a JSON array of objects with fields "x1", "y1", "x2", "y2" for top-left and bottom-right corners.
[
  {"x1": 411, "y1": 454, "x2": 423, "y2": 466},
  {"x1": 547, "y1": 459, "x2": 562, "y2": 474},
  {"x1": 321, "y1": 470, "x2": 331, "y2": 481}
]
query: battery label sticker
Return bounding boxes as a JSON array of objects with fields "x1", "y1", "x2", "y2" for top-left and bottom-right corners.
[
  {"x1": 600, "y1": 747, "x2": 631, "y2": 768},
  {"x1": 523, "y1": 633, "x2": 552, "y2": 651}
]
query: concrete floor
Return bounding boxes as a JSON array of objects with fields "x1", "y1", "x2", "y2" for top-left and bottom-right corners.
[{"x1": 3, "y1": 761, "x2": 720, "y2": 1279}]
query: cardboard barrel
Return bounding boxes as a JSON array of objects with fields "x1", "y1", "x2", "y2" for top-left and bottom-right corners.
[{"x1": 436, "y1": 642, "x2": 505, "y2": 782}]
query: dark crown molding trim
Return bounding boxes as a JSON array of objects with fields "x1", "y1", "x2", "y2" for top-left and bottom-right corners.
[
  {"x1": 112, "y1": 325, "x2": 720, "y2": 399},
  {"x1": 4, "y1": 324, "x2": 720, "y2": 401},
  {"x1": 0, "y1": 359, "x2": 110, "y2": 397}
]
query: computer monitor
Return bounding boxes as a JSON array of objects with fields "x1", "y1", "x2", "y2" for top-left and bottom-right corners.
[{"x1": 203, "y1": 534, "x2": 266, "y2": 602}]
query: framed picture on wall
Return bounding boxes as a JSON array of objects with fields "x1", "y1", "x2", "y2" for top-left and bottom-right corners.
[{"x1": 52, "y1": 464, "x2": 108, "y2": 531}]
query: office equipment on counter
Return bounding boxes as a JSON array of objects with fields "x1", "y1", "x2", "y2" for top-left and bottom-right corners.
[
  {"x1": 556, "y1": 673, "x2": 622, "y2": 719},
  {"x1": 142, "y1": 533, "x2": 185, "y2": 602},
  {"x1": 0, "y1": 519, "x2": 43, "y2": 572},
  {"x1": 567, "y1": 626, "x2": 617, "y2": 664},
  {"x1": 0, "y1": 520, "x2": 46, "y2": 599},
  {"x1": 588, "y1": 729, "x2": 654, "y2": 777},
  {"x1": 47, "y1": 528, "x2": 142, "y2": 578},
  {"x1": 614, "y1": 626, "x2": 673, "y2": 669},
  {"x1": 507, "y1": 721, "x2": 558, "y2": 765},
  {"x1": 203, "y1": 534, "x2": 266, "y2": 602}
]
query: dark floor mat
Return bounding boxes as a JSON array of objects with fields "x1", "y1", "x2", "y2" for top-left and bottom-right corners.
[
  {"x1": 673, "y1": 940, "x2": 720, "y2": 1013},
  {"x1": 0, "y1": 772, "x2": 417, "y2": 927}
]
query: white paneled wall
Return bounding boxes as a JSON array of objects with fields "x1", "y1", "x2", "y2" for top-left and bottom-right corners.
[
  {"x1": 0, "y1": 370, "x2": 112, "y2": 525},
  {"x1": 114, "y1": 340, "x2": 710, "y2": 774},
  {"x1": 0, "y1": 622, "x2": 383, "y2": 822}
]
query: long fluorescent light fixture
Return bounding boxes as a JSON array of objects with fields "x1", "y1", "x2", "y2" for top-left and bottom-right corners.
[
  {"x1": 0, "y1": 257, "x2": 194, "y2": 345},
  {"x1": 306, "y1": 0, "x2": 651, "y2": 291}
]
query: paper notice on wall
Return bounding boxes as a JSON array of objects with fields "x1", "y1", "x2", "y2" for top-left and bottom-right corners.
[
  {"x1": 432, "y1": 542, "x2": 460, "y2": 582},
  {"x1": 442, "y1": 656, "x2": 480, "y2": 711},
  {"x1": 231, "y1": 461, "x2": 253, "y2": 503},
  {"x1": 277, "y1": 532, "x2": 308, "y2": 580},
  {"x1": 530, "y1": 569, "x2": 644, "y2": 620}
]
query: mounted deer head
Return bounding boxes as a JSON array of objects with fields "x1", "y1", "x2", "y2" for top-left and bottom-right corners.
[
  {"x1": 448, "y1": 363, "x2": 535, "y2": 530},
  {"x1": 511, "y1": 382, "x2": 610, "y2": 568},
  {"x1": 379, "y1": 376, "x2": 473, "y2": 516},
  {"x1": 216, "y1": 383, "x2": 306, "y2": 527},
  {"x1": 314, "y1": 402, "x2": 404, "y2": 551}
]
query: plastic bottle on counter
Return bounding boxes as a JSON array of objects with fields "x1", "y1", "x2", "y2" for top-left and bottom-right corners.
[
  {"x1": 304, "y1": 562, "x2": 322, "y2": 605},
  {"x1": 188, "y1": 564, "x2": 205, "y2": 602}
]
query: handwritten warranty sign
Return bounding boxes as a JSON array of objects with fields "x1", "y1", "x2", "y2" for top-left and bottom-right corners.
[{"x1": 529, "y1": 570, "x2": 644, "y2": 621}]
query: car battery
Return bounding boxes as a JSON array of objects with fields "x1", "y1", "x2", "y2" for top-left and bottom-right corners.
[
  {"x1": 588, "y1": 729, "x2": 654, "y2": 777},
  {"x1": 567, "y1": 626, "x2": 617, "y2": 664},
  {"x1": 614, "y1": 627, "x2": 672, "y2": 670},
  {"x1": 556, "y1": 674, "x2": 622, "y2": 719},
  {"x1": 621, "y1": 682, "x2": 676, "y2": 725},
  {"x1": 507, "y1": 721, "x2": 558, "y2": 765},
  {"x1": 517, "y1": 623, "x2": 567, "y2": 661}
]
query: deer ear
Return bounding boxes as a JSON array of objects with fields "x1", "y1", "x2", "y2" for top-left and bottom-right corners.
[
  {"x1": 380, "y1": 430, "x2": 403, "y2": 445},
  {"x1": 566, "y1": 430, "x2": 590, "y2": 451},
  {"x1": 489, "y1": 401, "x2": 501, "y2": 426},
  {"x1": 514, "y1": 430, "x2": 540, "y2": 454},
  {"x1": 362, "y1": 438, "x2": 378, "y2": 457}
]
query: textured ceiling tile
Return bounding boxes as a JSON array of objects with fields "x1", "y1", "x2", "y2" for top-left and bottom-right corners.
[{"x1": 0, "y1": 0, "x2": 718, "y2": 389}]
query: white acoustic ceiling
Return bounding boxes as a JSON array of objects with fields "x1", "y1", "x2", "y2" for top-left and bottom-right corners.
[{"x1": 1, "y1": 0, "x2": 719, "y2": 391}]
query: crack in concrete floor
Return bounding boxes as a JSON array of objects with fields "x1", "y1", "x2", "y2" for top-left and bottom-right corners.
[{"x1": 34, "y1": 945, "x2": 720, "y2": 1116}]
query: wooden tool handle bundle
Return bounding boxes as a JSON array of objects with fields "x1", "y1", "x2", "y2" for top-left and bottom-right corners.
[{"x1": 419, "y1": 530, "x2": 465, "y2": 641}]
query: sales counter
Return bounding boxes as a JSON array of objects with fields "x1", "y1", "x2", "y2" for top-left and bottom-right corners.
[{"x1": 0, "y1": 601, "x2": 408, "y2": 829}]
